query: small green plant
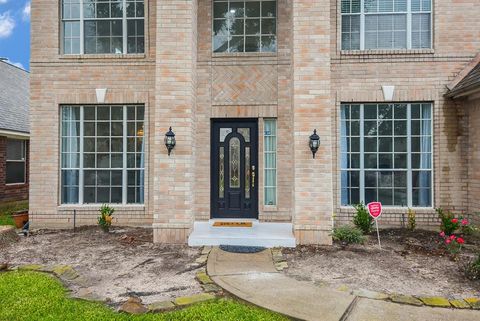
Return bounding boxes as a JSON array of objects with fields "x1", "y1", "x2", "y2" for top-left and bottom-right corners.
[
  {"x1": 407, "y1": 208, "x2": 416, "y2": 231},
  {"x1": 98, "y1": 204, "x2": 114, "y2": 232},
  {"x1": 436, "y1": 207, "x2": 457, "y2": 235},
  {"x1": 353, "y1": 203, "x2": 373, "y2": 234},
  {"x1": 463, "y1": 253, "x2": 480, "y2": 281},
  {"x1": 332, "y1": 225, "x2": 366, "y2": 245}
]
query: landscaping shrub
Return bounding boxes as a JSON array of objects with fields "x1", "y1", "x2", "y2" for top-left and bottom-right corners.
[
  {"x1": 436, "y1": 207, "x2": 458, "y2": 235},
  {"x1": 407, "y1": 208, "x2": 416, "y2": 231},
  {"x1": 353, "y1": 203, "x2": 373, "y2": 234},
  {"x1": 462, "y1": 253, "x2": 480, "y2": 281},
  {"x1": 332, "y1": 226, "x2": 366, "y2": 245},
  {"x1": 98, "y1": 204, "x2": 114, "y2": 232}
]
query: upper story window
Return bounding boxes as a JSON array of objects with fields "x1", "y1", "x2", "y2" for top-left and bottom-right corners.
[
  {"x1": 6, "y1": 139, "x2": 26, "y2": 185},
  {"x1": 213, "y1": 0, "x2": 277, "y2": 53},
  {"x1": 341, "y1": 0, "x2": 432, "y2": 51},
  {"x1": 62, "y1": 0, "x2": 145, "y2": 55}
]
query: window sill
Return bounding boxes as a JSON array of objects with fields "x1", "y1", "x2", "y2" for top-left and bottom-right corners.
[
  {"x1": 263, "y1": 205, "x2": 277, "y2": 212},
  {"x1": 339, "y1": 206, "x2": 435, "y2": 212},
  {"x1": 58, "y1": 204, "x2": 145, "y2": 210},
  {"x1": 59, "y1": 53, "x2": 146, "y2": 60},
  {"x1": 340, "y1": 49, "x2": 434, "y2": 56},
  {"x1": 5, "y1": 182, "x2": 26, "y2": 187},
  {"x1": 212, "y1": 52, "x2": 277, "y2": 58}
]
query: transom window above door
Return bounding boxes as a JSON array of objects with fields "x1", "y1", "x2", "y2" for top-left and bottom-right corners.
[
  {"x1": 62, "y1": 0, "x2": 145, "y2": 55},
  {"x1": 213, "y1": 0, "x2": 277, "y2": 53},
  {"x1": 341, "y1": 0, "x2": 432, "y2": 50}
]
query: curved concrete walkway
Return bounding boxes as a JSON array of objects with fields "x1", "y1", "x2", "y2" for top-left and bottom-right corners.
[{"x1": 207, "y1": 247, "x2": 480, "y2": 321}]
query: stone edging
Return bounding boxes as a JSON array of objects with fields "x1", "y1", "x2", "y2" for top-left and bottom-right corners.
[
  {"x1": 271, "y1": 248, "x2": 480, "y2": 310},
  {"x1": 0, "y1": 246, "x2": 221, "y2": 315}
]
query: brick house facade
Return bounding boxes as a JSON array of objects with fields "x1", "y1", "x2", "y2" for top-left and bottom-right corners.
[
  {"x1": 30, "y1": 0, "x2": 480, "y2": 244},
  {"x1": 0, "y1": 61, "x2": 30, "y2": 204}
]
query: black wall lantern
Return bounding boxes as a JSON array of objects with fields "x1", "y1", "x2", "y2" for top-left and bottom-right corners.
[
  {"x1": 164, "y1": 127, "x2": 176, "y2": 156},
  {"x1": 309, "y1": 129, "x2": 320, "y2": 158}
]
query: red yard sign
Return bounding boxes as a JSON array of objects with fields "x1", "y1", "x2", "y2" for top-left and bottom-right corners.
[{"x1": 367, "y1": 202, "x2": 382, "y2": 219}]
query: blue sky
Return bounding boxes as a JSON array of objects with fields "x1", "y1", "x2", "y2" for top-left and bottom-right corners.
[{"x1": 0, "y1": 0, "x2": 30, "y2": 71}]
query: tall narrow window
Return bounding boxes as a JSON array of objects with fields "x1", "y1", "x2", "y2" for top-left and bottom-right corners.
[
  {"x1": 62, "y1": 0, "x2": 145, "y2": 55},
  {"x1": 6, "y1": 139, "x2": 26, "y2": 184},
  {"x1": 341, "y1": 0, "x2": 432, "y2": 50},
  {"x1": 61, "y1": 105, "x2": 145, "y2": 204},
  {"x1": 264, "y1": 119, "x2": 277, "y2": 205},
  {"x1": 213, "y1": 0, "x2": 277, "y2": 53},
  {"x1": 340, "y1": 103, "x2": 432, "y2": 207}
]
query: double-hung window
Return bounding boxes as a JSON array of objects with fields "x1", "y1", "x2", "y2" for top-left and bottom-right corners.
[
  {"x1": 340, "y1": 103, "x2": 432, "y2": 207},
  {"x1": 213, "y1": 0, "x2": 277, "y2": 53},
  {"x1": 6, "y1": 139, "x2": 26, "y2": 184},
  {"x1": 62, "y1": 0, "x2": 145, "y2": 55},
  {"x1": 61, "y1": 105, "x2": 145, "y2": 204},
  {"x1": 341, "y1": 0, "x2": 432, "y2": 50}
]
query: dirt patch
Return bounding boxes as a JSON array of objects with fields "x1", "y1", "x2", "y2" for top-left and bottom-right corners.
[
  {"x1": 0, "y1": 226, "x2": 18, "y2": 248},
  {"x1": 283, "y1": 229, "x2": 480, "y2": 298},
  {"x1": 0, "y1": 227, "x2": 204, "y2": 304}
]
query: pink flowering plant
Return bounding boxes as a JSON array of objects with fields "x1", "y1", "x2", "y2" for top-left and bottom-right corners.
[{"x1": 436, "y1": 208, "x2": 471, "y2": 257}]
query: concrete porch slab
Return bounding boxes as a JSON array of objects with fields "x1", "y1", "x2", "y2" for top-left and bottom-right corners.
[{"x1": 188, "y1": 221, "x2": 296, "y2": 248}]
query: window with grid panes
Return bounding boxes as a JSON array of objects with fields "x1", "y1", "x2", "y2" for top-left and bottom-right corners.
[
  {"x1": 213, "y1": 0, "x2": 277, "y2": 53},
  {"x1": 340, "y1": 103, "x2": 432, "y2": 207},
  {"x1": 62, "y1": 0, "x2": 145, "y2": 54},
  {"x1": 341, "y1": 0, "x2": 432, "y2": 50},
  {"x1": 60, "y1": 105, "x2": 145, "y2": 204}
]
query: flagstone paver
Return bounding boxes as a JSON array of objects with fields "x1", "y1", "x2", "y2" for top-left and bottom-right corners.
[
  {"x1": 173, "y1": 293, "x2": 215, "y2": 306},
  {"x1": 419, "y1": 296, "x2": 451, "y2": 308}
]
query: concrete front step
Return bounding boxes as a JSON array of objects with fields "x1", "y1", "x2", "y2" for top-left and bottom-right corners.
[{"x1": 188, "y1": 220, "x2": 296, "y2": 248}]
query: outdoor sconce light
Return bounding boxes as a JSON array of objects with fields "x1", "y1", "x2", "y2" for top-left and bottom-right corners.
[
  {"x1": 309, "y1": 129, "x2": 320, "y2": 158},
  {"x1": 164, "y1": 127, "x2": 176, "y2": 156}
]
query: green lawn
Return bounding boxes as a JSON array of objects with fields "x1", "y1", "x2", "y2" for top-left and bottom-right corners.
[
  {"x1": 0, "y1": 271, "x2": 288, "y2": 321},
  {"x1": 0, "y1": 201, "x2": 28, "y2": 226}
]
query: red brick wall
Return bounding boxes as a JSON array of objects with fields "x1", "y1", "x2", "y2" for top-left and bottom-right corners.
[{"x1": 0, "y1": 136, "x2": 29, "y2": 203}]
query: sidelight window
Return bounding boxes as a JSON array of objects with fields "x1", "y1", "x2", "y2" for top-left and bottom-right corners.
[{"x1": 264, "y1": 119, "x2": 277, "y2": 205}]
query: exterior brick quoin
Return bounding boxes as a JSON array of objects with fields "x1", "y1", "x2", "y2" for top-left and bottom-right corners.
[{"x1": 29, "y1": 0, "x2": 480, "y2": 243}]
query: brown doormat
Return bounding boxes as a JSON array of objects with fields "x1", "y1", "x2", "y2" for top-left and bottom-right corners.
[{"x1": 212, "y1": 221, "x2": 253, "y2": 228}]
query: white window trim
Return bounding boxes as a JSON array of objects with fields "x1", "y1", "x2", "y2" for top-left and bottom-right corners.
[
  {"x1": 341, "y1": 0, "x2": 433, "y2": 51},
  {"x1": 212, "y1": 0, "x2": 278, "y2": 53},
  {"x1": 263, "y1": 118, "x2": 277, "y2": 206},
  {"x1": 340, "y1": 103, "x2": 434, "y2": 208},
  {"x1": 6, "y1": 139, "x2": 27, "y2": 185},
  {"x1": 61, "y1": 0, "x2": 145, "y2": 55},
  {"x1": 60, "y1": 105, "x2": 145, "y2": 205}
]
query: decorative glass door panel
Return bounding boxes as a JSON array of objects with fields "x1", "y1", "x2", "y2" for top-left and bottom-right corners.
[{"x1": 211, "y1": 119, "x2": 258, "y2": 219}]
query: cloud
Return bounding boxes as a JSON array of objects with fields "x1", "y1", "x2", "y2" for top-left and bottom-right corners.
[
  {"x1": 22, "y1": 2, "x2": 30, "y2": 21},
  {"x1": 0, "y1": 12, "x2": 14, "y2": 38},
  {"x1": 0, "y1": 0, "x2": 8, "y2": 4},
  {"x1": 3, "y1": 59, "x2": 25, "y2": 70}
]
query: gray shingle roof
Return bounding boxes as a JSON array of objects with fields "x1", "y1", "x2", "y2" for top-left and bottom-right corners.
[
  {"x1": 446, "y1": 63, "x2": 480, "y2": 98},
  {"x1": 0, "y1": 61, "x2": 29, "y2": 134}
]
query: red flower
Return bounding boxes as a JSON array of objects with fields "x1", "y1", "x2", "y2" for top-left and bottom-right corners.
[
  {"x1": 439, "y1": 231, "x2": 445, "y2": 238},
  {"x1": 456, "y1": 237, "x2": 465, "y2": 244},
  {"x1": 449, "y1": 234, "x2": 456, "y2": 240},
  {"x1": 445, "y1": 239, "x2": 451, "y2": 244},
  {"x1": 461, "y1": 219, "x2": 469, "y2": 225},
  {"x1": 451, "y1": 218, "x2": 458, "y2": 224}
]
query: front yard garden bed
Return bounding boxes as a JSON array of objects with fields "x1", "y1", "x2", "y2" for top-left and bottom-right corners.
[
  {"x1": 0, "y1": 227, "x2": 204, "y2": 305},
  {"x1": 283, "y1": 228, "x2": 480, "y2": 298}
]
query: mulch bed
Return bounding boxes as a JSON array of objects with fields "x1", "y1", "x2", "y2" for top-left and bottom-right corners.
[{"x1": 283, "y1": 228, "x2": 480, "y2": 298}]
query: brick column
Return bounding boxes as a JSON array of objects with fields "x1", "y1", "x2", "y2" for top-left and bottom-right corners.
[
  {"x1": 152, "y1": 0, "x2": 198, "y2": 243},
  {"x1": 292, "y1": 0, "x2": 333, "y2": 244}
]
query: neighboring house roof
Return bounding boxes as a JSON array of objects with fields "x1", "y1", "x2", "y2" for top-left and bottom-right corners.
[
  {"x1": 446, "y1": 53, "x2": 480, "y2": 99},
  {"x1": 0, "y1": 60, "x2": 30, "y2": 135}
]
